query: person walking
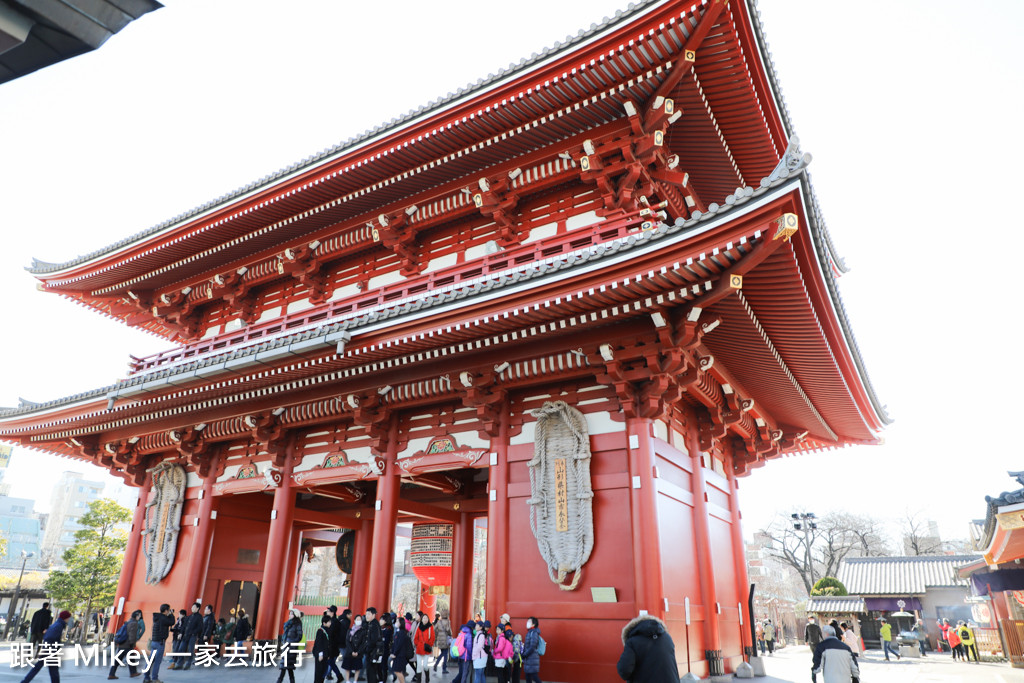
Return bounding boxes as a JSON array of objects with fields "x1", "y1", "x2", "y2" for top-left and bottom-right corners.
[
  {"x1": 234, "y1": 609, "x2": 252, "y2": 650},
  {"x1": 143, "y1": 604, "x2": 176, "y2": 683},
  {"x1": 811, "y1": 625, "x2": 859, "y2": 683},
  {"x1": 412, "y1": 613, "x2": 434, "y2": 682},
  {"x1": 391, "y1": 617, "x2": 415, "y2": 683},
  {"x1": 19, "y1": 610, "x2": 71, "y2": 683},
  {"x1": 362, "y1": 608, "x2": 385, "y2": 683},
  {"x1": 450, "y1": 621, "x2": 474, "y2": 683},
  {"x1": 29, "y1": 602, "x2": 52, "y2": 651},
  {"x1": 938, "y1": 618, "x2": 950, "y2": 653},
  {"x1": 959, "y1": 621, "x2": 978, "y2": 662},
  {"x1": 179, "y1": 603, "x2": 203, "y2": 670},
  {"x1": 879, "y1": 618, "x2": 900, "y2": 661},
  {"x1": 341, "y1": 614, "x2": 365, "y2": 683},
  {"x1": 755, "y1": 621, "x2": 765, "y2": 656},
  {"x1": 108, "y1": 610, "x2": 143, "y2": 679},
  {"x1": 492, "y1": 624, "x2": 514, "y2": 683},
  {"x1": 912, "y1": 619, "x2": 927, "y2": 657},
  {"x1": 276, "y1": 608, "x2": 304, "y2": 683},
  {"x1": 312, "y1": 614, "x2": 333, "y2": 683},
  {"x1": 763, "y1": 620, "x2": 776, "y2": 656},
  {"x1": 521, "y1": 617, "x2": 543, "y2": 683},
  {"x1": 616, "y1": 614, "x2": 678, "y2": 683},
  {"x1": 946, "y1": 622, "x2": 962, "y2": 661},
  {"x1": 431, "y1": 613, "x2": 451, "y2": 675},
  {"x1": 839, "y1": 622, "x2": 860, "y2": 661},
  {"x1": 804, "y1": 617, "x2": 823, "y2": 649}
]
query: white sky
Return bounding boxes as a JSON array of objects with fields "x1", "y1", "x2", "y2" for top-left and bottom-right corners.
[{"x1": 0, "y1": 1, "x2": 1021, "y2": 547}]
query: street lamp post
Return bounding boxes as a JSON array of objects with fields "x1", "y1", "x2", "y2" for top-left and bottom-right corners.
[
  {"x1": 791, "y1": 512, "x2": 817, "y2": 589},
  {"x1": 5, "y1": 550, "x2": 35, "y2": 640}
]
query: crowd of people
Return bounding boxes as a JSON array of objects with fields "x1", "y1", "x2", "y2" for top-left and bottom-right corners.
[{"x1": 302, "y1": 607, "x2": 543, "y2": 683}]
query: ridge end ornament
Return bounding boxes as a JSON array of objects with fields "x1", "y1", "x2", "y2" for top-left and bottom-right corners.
[
  {"x1": 142, "y1": 462, "x2": 186, "y2": 585},
  {"x1": 527, "y1": 401, "x2": 595, "y2": 591}
]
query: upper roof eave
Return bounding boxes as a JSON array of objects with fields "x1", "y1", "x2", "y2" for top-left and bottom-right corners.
[{"x1": 26, "y1": 0, "x2": 679, "y2": 280}]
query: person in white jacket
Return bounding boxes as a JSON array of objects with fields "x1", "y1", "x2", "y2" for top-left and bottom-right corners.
[
  {"x1": 840, "y1": 622, "x2": 861, "y2": 658},
  {"x1": 812, "y1": 625, "x2": 859, "y2": 683}
]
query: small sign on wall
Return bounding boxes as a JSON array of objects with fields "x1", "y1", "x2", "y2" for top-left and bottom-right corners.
[{"x1": 591, "y1": 587, "x2": 617, "y2": 603}]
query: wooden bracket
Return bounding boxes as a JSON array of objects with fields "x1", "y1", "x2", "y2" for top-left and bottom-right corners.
[
  {"x1": 372, "y1": 207, "x2": 423, "y2": 276},
  {"x1": 472, "y1": 172, "x2": 523, "y2": 247}
]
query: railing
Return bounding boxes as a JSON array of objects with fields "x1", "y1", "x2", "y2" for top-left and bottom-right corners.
[
  {"x1": 127, "y1": 206, "x2": 660, "y2": 375},
  {"x1": 974, "y1": 626, "x2": 1003, "y2": 656},
  {"x1": 1001, "y1": 620, "x2": 1024, "y2": 667}
]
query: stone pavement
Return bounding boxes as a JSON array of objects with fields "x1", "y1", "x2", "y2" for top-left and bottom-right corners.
[{"x1": 0, "y1": 640, "x2": 1021, "y2": 682}]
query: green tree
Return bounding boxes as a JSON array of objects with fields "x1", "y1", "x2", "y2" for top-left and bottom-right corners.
[
  {"x1": 0, "y1": 534, "x2": 8, "y2": 561},
  {"x1": 44, "y1": 498, "x2": 131, "y2": 642},
  {"x1": 810, "y1": 576, "x2": 848, "y2": 596}
]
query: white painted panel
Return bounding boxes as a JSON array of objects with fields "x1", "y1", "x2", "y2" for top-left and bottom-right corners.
[
  {"x1": 186, "y1": 472, "x2": 202, "y2": 489},
  {"x1": 203, "y1": 325, "x2": 222, "y2": 339},
  {"x1": 293, "y1": 451, "x2": 330, "y2": 473},
  {"x1": 256, "y1": 306, "x2": 282, "y2": 323},
  {"x1": 287, "y1": 298, "x2": 314, "y2": 315},
  {"x1": 217, "y1": 464, "x2": 242, "y2": 483},
  {"x1": 425, "y1": 253, "x2": 458, "y2": 273},
  {"x1": 566, "y1": 210, "x2": 599, "y2": 231},
  {"x1": 345, "y1": 446, "x2": 375, "y2": 463},
  {"x1": 329, "y1": 283, "x2": 360, "y2": 301},
  {"x1": 398, "y1": 435, "x2": 435, "y2": 460},
  {"x1": 671, "y1": 428, "x2": 689, "y2": 456},
  {"x1": 510, "y1": 419, "x2": 537, "y2": 445},
  {"x1": 224, "y1": 319, "x2": 244, "y2": 332},
  {"x1": 522, "y1": 221, "x2": 558, "y2": 244},
  {"x1": 368, "y1": 270, "x2": 404, "y2": 290},
  {"x1": 449, "y1": 430, "x2": 489, "y2": 449},
  {"x1": 587, "y1": 411, "x2": 624, "y2": 436},
  {"x1": 654, "y1": 420, "x2": 669, "y2": 442}
]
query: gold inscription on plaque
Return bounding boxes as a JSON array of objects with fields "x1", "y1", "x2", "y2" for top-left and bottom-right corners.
[{"x1": 555, "y1": 458, "x2": 569, "y2": 532}]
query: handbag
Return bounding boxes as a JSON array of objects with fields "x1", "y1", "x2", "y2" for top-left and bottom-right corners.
[{"x1": 495, "y1": 658, "x2": 507, "y2": 667}]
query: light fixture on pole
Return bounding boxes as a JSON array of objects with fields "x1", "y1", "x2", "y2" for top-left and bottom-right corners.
[{"x1": 5, "y1": 550, "x2": 34, "y2": 640}]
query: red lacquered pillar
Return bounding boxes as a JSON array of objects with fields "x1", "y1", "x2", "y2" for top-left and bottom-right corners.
[
  {"x1": 348, "y1": 519, "x2": 374, "y2": 613},
  {"x1": 255, "y1": 441, "x2": 297, "y2": 639},
  {"x1": 727, "y1": 465, "x2": 753, "y2": 659},
  {"x1": 183, "y1": 450, "x2": 221, "y2": 605},
  {"x1": 485, "y1": 409, "x2": 510, "y2": 622},
  {"x1": 684, "y1": 410, "x2": 722, "y2": 668},
  {"x1": 626, "y1": 416, "x2": 666, "y2": 617},
  {"x1": 109, "y1": 475, "x2": 152, "y2": 634},
  {"x1": 451, "y1": 512, "x2": 475, "y2": 623},
  {"x1": 366, "y1": 416, "x2": 400, "y2": 611}
]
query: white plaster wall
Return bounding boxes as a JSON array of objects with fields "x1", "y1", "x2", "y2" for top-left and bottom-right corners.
[
  {"x1": 522, "y1": 221, "x2": 558, "y2": 244},
  {"x1": 368, "y1": 270, "x2": 404, "y2": 290},
  {"x1": 287, "y1": 298, "x2": 314, "y2": 315},
  {"x1": 566, "y1": 210, "x2": 599, "y2": 231}
]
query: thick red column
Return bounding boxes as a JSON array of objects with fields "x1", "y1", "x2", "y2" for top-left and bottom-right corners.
[
  {"x1": 348, "y1": 519, "x2": 373, "y2": 613},
  {"x1": 183, "y1": 450, "x2": 221, "y2": 605},
  {"x1": 727, "y1": 466, "x2": 753, "y2": 657},
  {"x1": 451, "y1": 512, "x2": 475, "y2": 624},
  {"x1": 684, "y1": 411, "x2": 722, "y2": 662},
  {"x1": 366, "y1": 416, "x2": 400, "y2": 612},
  {"x1": 255, "y1": 441, "x2": 297, "y2": 639},
  {"x1": 484, "y1": 409, "x2": 509, "y2": 622},
  {"x1": 109, "y1": 475, "x2": 152, "y2": 634},
  {"x1": 626, "y1": 416, "x2": 666, "y2": 617}
]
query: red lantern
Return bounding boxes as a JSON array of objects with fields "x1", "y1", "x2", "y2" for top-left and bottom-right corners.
[{"x1": 410, "y1": 522, "x2": 454, "y2": 588}]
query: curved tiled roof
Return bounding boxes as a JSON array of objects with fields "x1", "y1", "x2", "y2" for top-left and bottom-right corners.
[
  {"x1": 27, "y1": 0, "x2": 667, "y2": 276},
  {"x1": 806, "y1": 596, "x2": 865, "y2": 614},
  {"x1": 837, "y1": 556, "x2": 980, "y2": 596}
]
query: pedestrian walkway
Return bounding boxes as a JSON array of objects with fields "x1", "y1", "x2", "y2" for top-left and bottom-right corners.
[{"x1": 0, "y1": 640, "x2": 1020, "y2": 682}]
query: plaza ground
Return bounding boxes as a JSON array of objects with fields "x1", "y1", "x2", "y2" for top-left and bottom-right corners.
[{"x1": 0, "y1": 641, "x2": 1021, "y2": 681}]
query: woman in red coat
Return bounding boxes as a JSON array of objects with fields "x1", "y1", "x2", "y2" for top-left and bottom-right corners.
[{"x1": 413, "y1": 614, "x2": 435, "y2": 682}]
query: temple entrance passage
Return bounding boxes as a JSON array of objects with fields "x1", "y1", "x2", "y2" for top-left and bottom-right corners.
[{"x1": 219, "y1": 579, "x2": 261, "y2": 625}]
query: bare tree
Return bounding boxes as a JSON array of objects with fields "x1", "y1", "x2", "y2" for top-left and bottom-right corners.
[
  {"x1": 759, "y1": 511, "x2": 887, "y2": 594},
  {"x1": 902, "y1": 510, "x2": 943, "y2": 556}
]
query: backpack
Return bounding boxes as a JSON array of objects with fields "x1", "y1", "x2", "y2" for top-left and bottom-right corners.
[
  {"x1": 114, "y1": 623, "x2": 129, "y2": 645},
  {"x1": 456, "y1": 631, "x2": 468, "y2": 657},
  {"x1": 537, "y1": 634, "x2": 547, "y2": 656},
  {"x1": 137, "y1": 619, "x2": 146, "y2": 639},
  {"x1": 483, "y1": 634, "x2": 493, "y2": 655}
]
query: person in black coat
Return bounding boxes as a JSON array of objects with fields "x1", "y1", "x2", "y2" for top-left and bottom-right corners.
[
  {"x1": 391, "y1": 618, "x2": 415, "y2": 683},
  {"x1": 29, "y1": 603, "x2": 52, "y2": 649},
  {"x1": 233, "y1": 609, "x2": 251, "y2": 646},
  {"x1": 144, "y1": 604, "x2": 177, "y2": 683},
  {"x1": 180, "y1": 603, "x2": 203, "y2": 670},
  {"x1": 325, "y1": 606, "x2": 344, "y2": 681},
  {"x1": 313, "y1": 615, "x2": 333, "y2": 683},
  {"x1": 201, "y1": 605, "x2": 216, "y2": 644},
  {"x1": 616, "y1": 614, "x2": 679, "y2": 683},
  {"x1": 362, "y1": 608, "x2": 385, "y2": 683}
]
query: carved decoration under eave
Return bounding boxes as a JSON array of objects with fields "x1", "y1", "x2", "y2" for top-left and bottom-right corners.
[
  {"x1": 142, "y1": 462, "x2": 186, "y2": 584},
  {"x1": 527, "y1": 401, "x2": 594, "y2": 591},
  {"x1": 472, "y1": 170, "x2": 523, "y2": 247},
  {"x1": 213, "y1": 460, "x2": 283, "y2": 496},
  {"x1": 371, "y1": 206, "x2": 423, "y2": 277},
  {"x1": 278, "y1": 240, "x2": 330, "y2": 304},
  {"x1": 210, "y1": 266, "x2": 259, "y2": 324},
  {"x1": 292, "y1": 457, "x2": 384, "y2": 487}
]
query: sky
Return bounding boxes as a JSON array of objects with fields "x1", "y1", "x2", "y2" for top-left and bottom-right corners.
[{"x1": 0, "y1": 0, "x2": 1022, "y2": 548}]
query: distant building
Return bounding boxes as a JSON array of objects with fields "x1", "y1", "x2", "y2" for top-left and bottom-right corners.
[
  {"x1": 0, "y1": 445, "x2": 13, "y2": 496},
  {"x1": 0, "y1": 496, "x2": 41, "y2": 568},
  {"x1": 40, "y1": 471, "x2": 104, "y2": 566},
  {"x1": 746, "y1": 532, "x2": 804, "y2": 644},
  {"x1": 902, "y1": 519, "x2": 943, "y2": 556}
]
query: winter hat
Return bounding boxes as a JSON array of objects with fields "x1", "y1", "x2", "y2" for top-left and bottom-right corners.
[
  {"x1": 484, "y1": 620, "x2": 492, "y2": 629},
  {"x1": 59, "y1": 610, "x2": 71, "y2": 620},
  {"x1": 500, "y1": 613, "x2": 510, "y2": 624},
  {"x1": 290, "y1": 608, "x2": 303, "y2": 619}
]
